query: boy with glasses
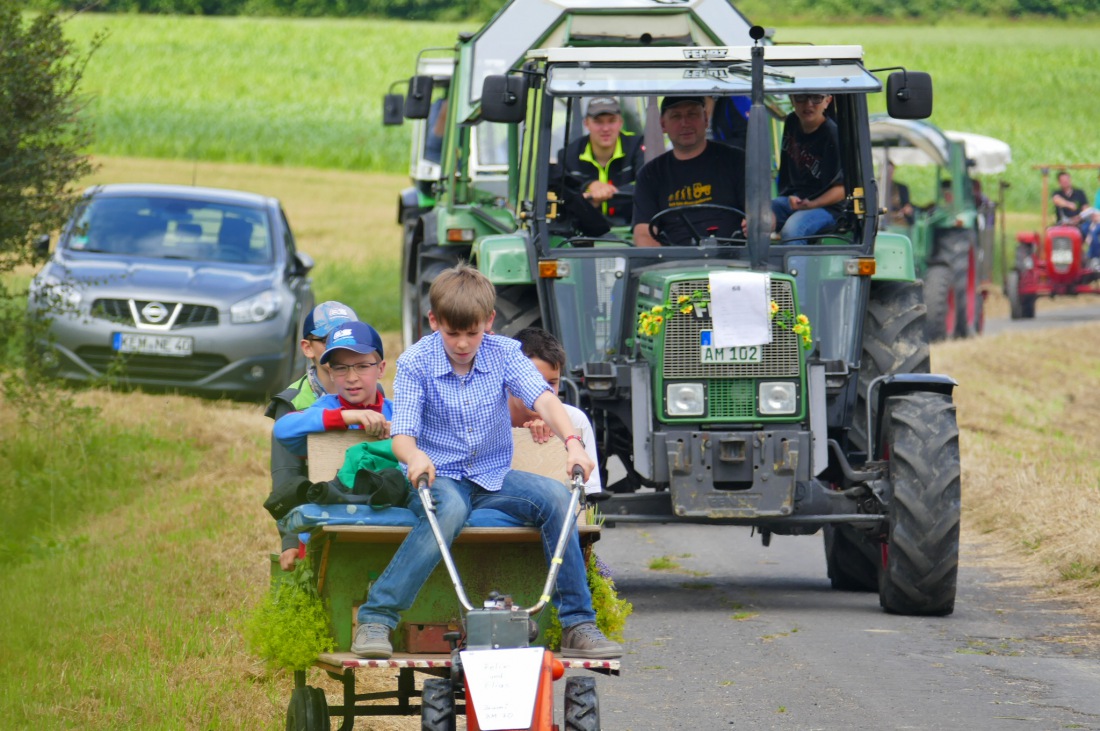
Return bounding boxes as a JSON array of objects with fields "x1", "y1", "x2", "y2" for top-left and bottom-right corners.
[
  {"x1": 771, "y1": 93, "x2": 845, "y2": 245},
  {"x1": 264, "y1": 301, "x2": 359, "y2": 569},
  {"x1": 273, "y1": 320, "x2": 393, "y2": 455}
]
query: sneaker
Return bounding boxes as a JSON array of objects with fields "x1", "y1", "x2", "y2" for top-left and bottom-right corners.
[
  {"x1": 561, "y1": 622, "x2": 622, "y2": 659},
  {"x1": 351, "y1": 622, "x2": 393, "y2": 659}
]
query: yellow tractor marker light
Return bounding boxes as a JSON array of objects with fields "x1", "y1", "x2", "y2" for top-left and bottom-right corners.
[
  {"x1": 446, "y1": 228, "x2": 476, "y2": 243},
  {"x1": 539, "y1": 259, "x2": 571, "y2": 279},
  {"x1": 845, "y1": 257, "x2": 876, "y2": 276}
]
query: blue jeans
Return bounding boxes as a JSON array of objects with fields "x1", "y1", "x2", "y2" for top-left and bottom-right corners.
[
  {"x1": 771, "y1": 196, "x2": 838, "y2": 245},
  {"x1": 357, "y1": 470, "x2": 596, "y2": 630}
]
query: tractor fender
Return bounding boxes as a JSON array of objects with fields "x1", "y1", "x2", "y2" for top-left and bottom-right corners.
[
  {"x1": 397, "y1": 186, "x2": 422, "y2": 225},
  {"x1": 871, "y1": 232, "x2": 917, "y2": 281},
  {"x1": 403, "y1": 210, "x2": 439, "y2": 286},
  {"x1": 865, "y1": 373, "x2": 957, "y2": 461},
  {"x1": 471, "y1": 234, "x2": 533, "y2": 286}
]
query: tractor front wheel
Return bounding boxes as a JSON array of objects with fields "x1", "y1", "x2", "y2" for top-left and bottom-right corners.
[
  {"x1": 824, "y1": 524, "x2": 880, "y2": 592},
  {"x1": 878, "y1": 391, "x2": 960, "y2": 616},
  {"x1": 923, "y1": 263, "x2": 955, "y2": 342}
]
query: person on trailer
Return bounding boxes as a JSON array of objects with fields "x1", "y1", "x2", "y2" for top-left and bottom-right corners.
[
  {"x1": 632, "y1": 95, "x2": 746, "y2": 247},
  {"x1": 770, "y1": 93, "x2": 845, "y2": 245},
  {"x1": 263, "y1": 301, "x2": 359, "y2": 570},
  {"x1": 349, "y1": 263, "x2": 622, "y2": 661}
]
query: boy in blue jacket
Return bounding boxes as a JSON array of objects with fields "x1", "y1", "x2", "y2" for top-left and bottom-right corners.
[
  {"x1": 274, "y1": 320, "x2": 393, "y2": 455},
  {"x1": 351, "y1": 262, "x2": 622, "y2": 661}
]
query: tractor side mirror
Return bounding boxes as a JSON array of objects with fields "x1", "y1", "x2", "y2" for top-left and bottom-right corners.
[
  {"x1": 33, "y1": 233, "x2": 51, "y2": 259},
  {"x1": 886, "y1": 71, "x2": 933, "y2": 120},
  {"x1": 382, "y1": 93, "x2": 404, "y2": 126},
  {"x1": 480, "y1": 75, "x2": 527, "y2": 123},
  {"x1": 404, "y1": 75, "x2": 433, "y2": 120}
]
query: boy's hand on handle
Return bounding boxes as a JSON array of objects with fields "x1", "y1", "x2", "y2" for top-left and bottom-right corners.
[
  {"x1": 343, "y1": 410, "x2": 390, "y2": 439},
  {"x1": 565, "y1": 439, "x2": 594, "y2": 483},
  {"x1": 406, "y1": 449, "x2": 436, "y2": 488}
]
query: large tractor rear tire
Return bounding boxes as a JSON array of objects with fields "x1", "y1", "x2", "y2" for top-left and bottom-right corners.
[
  {"x1": 878, "y1": 391, "x2": 960, "y2": 616},
  {"x1": 824, "y1": 524, "x2": 880, "y2": 592},
  {"x1": 850, "y1": 280, "x2": 930, "y2": 456},
  {"x1": 922, "y1": 263, "x2": 954, "y2": 343}
]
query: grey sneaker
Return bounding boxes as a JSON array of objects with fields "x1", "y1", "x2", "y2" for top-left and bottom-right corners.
[
  {"x1": 351, "y1": 622, "x2": 393, "y2": 659},
  {"x1": 561, "y1": 622, "x2": 622, "y2": 659}
]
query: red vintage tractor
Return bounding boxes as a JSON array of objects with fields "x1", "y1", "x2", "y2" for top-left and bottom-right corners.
[{"x1": 1005, "y1": 164, "x2": 1100, "y2": 319}]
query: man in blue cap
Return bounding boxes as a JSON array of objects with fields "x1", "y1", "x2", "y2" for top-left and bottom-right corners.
[{"x1": 264, "y1": 301, "x2": 359, "y2": 569}]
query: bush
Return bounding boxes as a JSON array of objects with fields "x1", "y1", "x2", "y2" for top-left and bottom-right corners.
[{"x1": 245, "y1": 557, "x2": 335, "y2": 672}]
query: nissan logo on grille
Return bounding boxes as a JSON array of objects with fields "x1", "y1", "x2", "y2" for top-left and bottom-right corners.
[{"x1": 141, "y1": 301, "x2": 170, "y2": 323}]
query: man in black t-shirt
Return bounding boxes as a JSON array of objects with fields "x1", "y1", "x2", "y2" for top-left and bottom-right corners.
[
  {"x1": 1051, "y1": 171, "x2": 1089, "y2": 224},
  {"x1": 632, "y1": 96, "x2": 745, "y2": 247},
  {"x1": 771, "y1": 93, "x2": 845, "y2": 245}
]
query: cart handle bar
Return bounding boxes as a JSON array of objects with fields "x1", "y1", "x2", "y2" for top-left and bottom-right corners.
[{"x1": 415, "y1": 467, "x2": 586, "y2": 616}]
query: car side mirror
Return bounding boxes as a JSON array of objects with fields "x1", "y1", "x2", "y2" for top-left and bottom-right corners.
[
  {"x1": 886, "y1": 71, "x2": 933, "y2": 120},
  {"x1": 481, "y1": 75, "x2": 527, "y2": 123},
  {"x1": 382, "y1": 93, "x2": 404, "y2": 126},
  {"x1": 404, "y1": 75, "x2": 433, "y2": 120},
  {"x1": 292, "y1": 251, "x2": 314, "y2": 276}
]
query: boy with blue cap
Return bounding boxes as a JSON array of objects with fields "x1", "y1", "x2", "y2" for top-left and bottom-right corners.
[
  {"x1": 273, "y1": 320, "x2": 393, "y2": 454},
  {"x1": 263, "y1": 301, "x2": 359, "y2": 570}
]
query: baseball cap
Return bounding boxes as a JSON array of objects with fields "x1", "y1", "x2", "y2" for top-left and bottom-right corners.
[
  {"x1": 660, "y1": 95, "x2": 706, "y2": 114},
  {"x1": 303, "y1": 301, "x2": 358, "y2": 339},
  {"x1": 320, "y1": 320, "x2": 384, "y2": 364},
  {"x1": 586, "y1": 97, "x2": 621, "y2": 117}
]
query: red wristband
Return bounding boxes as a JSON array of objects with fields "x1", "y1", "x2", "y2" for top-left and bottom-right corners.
[{"x1": 564, "y1": 434, "x2": 584, "y2": 450}]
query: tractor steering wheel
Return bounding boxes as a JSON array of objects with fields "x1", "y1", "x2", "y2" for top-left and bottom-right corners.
[{"x1": 648, "y1": 203, "x2": 747, "y2": 246}]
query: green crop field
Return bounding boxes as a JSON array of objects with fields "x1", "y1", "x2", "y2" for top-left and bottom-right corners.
[{"x1": 62, "y1": 14, "x2": 1100, "y2": 211}]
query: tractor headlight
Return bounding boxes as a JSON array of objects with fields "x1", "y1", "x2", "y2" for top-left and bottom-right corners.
[
  {"x1": 758, "y1": 382, "x2": 797, "y2": 415},
  {"x1": 666, "y1": 383, "x2": 705, "y2": 417}
]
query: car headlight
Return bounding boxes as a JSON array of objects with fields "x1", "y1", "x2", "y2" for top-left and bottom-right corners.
[
  {"x1": 666, "y1": 382, "x2": 705, "y2": 417},
  {"x1": 758, "y1": 382, "x2": 797, "y2": 415},
  {"x1": 231, "y1": 290, "x2": 283, "y2": 324}
]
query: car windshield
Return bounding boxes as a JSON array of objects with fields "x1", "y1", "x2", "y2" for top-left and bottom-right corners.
[{"x1": 65, "y1": 196, "x2": 273, "y2": 265}]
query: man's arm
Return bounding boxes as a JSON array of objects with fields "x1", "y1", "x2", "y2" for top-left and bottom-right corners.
[{"x1": 633, "y1": 222, "x2": 661, "y2": 247}]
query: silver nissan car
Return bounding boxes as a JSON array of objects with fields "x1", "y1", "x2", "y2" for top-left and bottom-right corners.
[{"x1": 28, "y1": 184, "x2": 315, "y2": 399}]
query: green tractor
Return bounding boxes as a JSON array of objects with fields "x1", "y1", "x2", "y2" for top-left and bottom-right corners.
[
  {"x1": 869, "y1": 118, "x2": 1011, "y2": 341},
  {"x1": 387, "y1": 0, "x2": 758, "y2": 348},
  {"x1": 468, "y1": 30, "x2": 960, "y2": 615}
]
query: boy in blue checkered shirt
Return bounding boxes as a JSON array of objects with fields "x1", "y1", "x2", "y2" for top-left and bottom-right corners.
[{"x1": 351, "y1": 262, "x2": 622, "y2": 660}]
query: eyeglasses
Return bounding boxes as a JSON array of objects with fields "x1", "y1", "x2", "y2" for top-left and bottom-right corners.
[
  {"x1": 791, "y1": 94, "x2": 827, "y2": 105},
  {"x1": 329, "y1": 362, "x2": 380, "y2": 377},
  {"x1": 305, "y1": 336, "x2": 326, "y2": 344}
]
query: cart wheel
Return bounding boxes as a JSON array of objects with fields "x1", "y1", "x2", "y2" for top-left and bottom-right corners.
[
  {"x1": 420, "y1": 677, "x2": 456, "y2": 731},
  {"x1": 286, "y1": 685, "x2": 330, "y2": 731},
  {"x1": 564, "y1": 676, "x2": 600, "y2": 731}
]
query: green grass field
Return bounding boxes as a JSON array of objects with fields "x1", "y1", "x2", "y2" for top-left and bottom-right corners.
[{"x1": 62, "y1": 15, "x2": 1100, "y2": 211}]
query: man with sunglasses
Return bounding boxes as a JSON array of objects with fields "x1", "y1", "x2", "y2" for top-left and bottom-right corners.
[{"x1": 771, "y1": 93, "x2": 845, "y2": 245}]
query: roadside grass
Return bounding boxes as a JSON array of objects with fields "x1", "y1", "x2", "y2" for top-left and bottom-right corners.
[
  {"x1": 59, "y1": 15, "x2": 1100, "y2": 212},
  {"x1": 933, "y1": 326, "x2": 1100, "y2": 607}
]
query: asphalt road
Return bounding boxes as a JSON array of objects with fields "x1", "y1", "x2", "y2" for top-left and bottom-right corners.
[
  {"x1": 587, "y1": 524, "x2": 1100, "y2": 730},
  {"x1": 579, "y1": 303, "x2": 1100, "y2": 730}
]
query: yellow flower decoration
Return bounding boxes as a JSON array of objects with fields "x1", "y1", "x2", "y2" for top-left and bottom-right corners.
[{"x1": 639, "y1": 292, "x2": 814, "y2": 352}]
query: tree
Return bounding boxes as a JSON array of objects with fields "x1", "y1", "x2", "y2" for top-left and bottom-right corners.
[{"x1": 0, "y1": 5, "x2": 99, "y2": 370}]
